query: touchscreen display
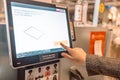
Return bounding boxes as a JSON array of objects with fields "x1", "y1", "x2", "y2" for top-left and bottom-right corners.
[{"x1": 11, "y1": 2, "x2": 71, "y2": 58}]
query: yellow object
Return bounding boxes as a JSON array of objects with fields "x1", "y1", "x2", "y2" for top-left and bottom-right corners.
[{"x1": 99, "y1": 3, "x2": 105, "y2": 13}]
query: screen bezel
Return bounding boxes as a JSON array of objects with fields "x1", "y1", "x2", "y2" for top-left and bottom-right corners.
[{"x1": 5, "y1": 0, "x2": 72, "y2": 68}]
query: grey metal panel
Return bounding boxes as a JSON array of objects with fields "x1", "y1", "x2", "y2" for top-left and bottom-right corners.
[
  {"x1": 0, "y1": 24, "x2": 17, "y2": 80},
  {"x1": 60, "y1": 27, "x2": 112, "y2": 80}
]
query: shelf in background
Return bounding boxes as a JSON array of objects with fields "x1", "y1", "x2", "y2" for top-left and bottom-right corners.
[{"x1": 105, "y1": 1, "x2": 120, "y2": 6}]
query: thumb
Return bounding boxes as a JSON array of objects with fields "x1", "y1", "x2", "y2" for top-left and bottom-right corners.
[{"x1": 61, "y1": 53, "x2": 73, "y2": 60}]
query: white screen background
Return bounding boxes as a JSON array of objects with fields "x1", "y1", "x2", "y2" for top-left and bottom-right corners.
[{"x1": 11, "y1": 5, "x2": 70, "y2": 54}]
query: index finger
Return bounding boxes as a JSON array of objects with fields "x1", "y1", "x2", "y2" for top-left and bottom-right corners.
[{"x1": 60, "y1": 43, "x2": 72, "y2": 51}]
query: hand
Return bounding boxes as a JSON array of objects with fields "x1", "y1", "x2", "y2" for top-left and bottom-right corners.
[{"x1": 60, "y1": 43, "x2": 86, "y2": 64}]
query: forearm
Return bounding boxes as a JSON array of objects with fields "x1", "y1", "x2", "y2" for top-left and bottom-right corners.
[{"x1": 86, "y1": 54, "x2": 120, "y2": 78}]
